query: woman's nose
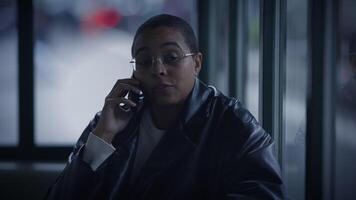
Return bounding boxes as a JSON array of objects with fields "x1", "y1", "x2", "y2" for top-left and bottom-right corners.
[{"x1": 151, "y1": 57, "x2": 167, "y2": 75}]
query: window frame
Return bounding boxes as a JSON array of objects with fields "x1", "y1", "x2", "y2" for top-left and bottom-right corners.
[
  {"x1": 305, "y1": 0, "x2": 338, "y2": 199},
  {"x1": 0, "y1": 0, "x2": 79, "y2": 161}
]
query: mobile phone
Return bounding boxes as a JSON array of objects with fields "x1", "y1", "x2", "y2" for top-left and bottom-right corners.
[
  {"x1": 128, "y1": 74, "x2": 144, "y2": 112},
  {"x1": 128, "y1": 89, "x2": 144, "y2": 105}
]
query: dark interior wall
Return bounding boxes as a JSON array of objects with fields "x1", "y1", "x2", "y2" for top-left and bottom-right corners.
[{"x1": 0, "y1": 163, "x2": 64, "y2": 199}]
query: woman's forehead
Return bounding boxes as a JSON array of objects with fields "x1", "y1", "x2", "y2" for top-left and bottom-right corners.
[{"x1": 132, "y1": 27, "x2": 189, "y2": 55}]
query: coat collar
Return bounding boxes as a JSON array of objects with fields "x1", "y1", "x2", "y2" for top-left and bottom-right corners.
[{"x1": 180, "y1": 78, "x2": 214, "y2": 125}]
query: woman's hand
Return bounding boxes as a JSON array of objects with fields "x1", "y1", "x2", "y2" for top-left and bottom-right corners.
[{"x1": 92, "y1": 78, "x2": 142, "y2": 144}]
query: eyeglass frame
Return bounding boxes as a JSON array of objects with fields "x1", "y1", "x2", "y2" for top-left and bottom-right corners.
[{"x1": 129, "y1": 52, "x2": 197, "y2": 72}]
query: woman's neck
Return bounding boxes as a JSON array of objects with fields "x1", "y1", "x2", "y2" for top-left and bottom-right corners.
[{"x1": 149, "y1": 103, "x2": 184, "y2": 130}]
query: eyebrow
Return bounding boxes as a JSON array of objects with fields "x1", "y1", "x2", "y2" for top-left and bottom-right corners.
[
  {"x1": 134, "y1": 42, "x2": 183, "y2": 57},
  {"x1": 134, "y1": 47, "x2": 149, "y2": 57},
  {"x1": 160, "y1": 42, "x2": 183, "y2": 50}
]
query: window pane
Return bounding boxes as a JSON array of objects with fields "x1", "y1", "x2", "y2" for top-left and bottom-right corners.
[
  {"x1": 207, "y1": 0, "x2": 229, "y2": 94},
  {"x1": 0, "y1": 1, "x2": 18, "y2": 146},
  {"x1": 34, "y1": 1, "x2": 197, "y2": 145},
  {"x1": 335, "y1": 0, "x2": 356, "y2": 199},
  {"x1": 283, "y1": 0, "x2": 308, "y2": 199},
  {"x1": 245, "y1": 0, "x2": 260, "y2": 120}
]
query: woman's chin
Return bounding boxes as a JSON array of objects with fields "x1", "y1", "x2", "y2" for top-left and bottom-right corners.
[{"x1": 150, "y1": 95, "x2": 180, "y2": 107}]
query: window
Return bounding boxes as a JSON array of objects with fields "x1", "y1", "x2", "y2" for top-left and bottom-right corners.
[
  {"x1": 245, "y1": 0, "x2": 260, "y2": 119},
  {"x1": 335, "y1": 0, "x2": 356, "y2": 198},
  {"x1": 204, "y1": 0, "x2": 230, "y2": 94},
  {"x1": 282, "y1": 0, "x2": 308, "y2": 199},
  {"x1": 0, "y1": 0, "x2": 18, "y2": 146}
]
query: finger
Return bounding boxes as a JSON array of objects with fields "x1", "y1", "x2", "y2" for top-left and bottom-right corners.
[
  {"x1": 107, "y1": 83, "x2": 141, "y2": 100},
  {"x1": 118, "y1": 78, "x2": 141, "y2": 85},
  {"x1": 105, "y1": 97, "x2": 137, "y2": 108},
  {"x1": 107, "y1": 80, "x2": 141, "y2": 98},
  {"x1": 113, "y1": 79, "x2": 141, "y2": 90}
]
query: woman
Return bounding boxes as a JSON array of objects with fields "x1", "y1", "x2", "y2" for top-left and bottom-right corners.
[{"x1": 46, "y1": 14, "x2": 285, "y2": 200}]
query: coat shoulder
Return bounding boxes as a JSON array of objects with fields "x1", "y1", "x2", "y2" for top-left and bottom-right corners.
[
  {"x1": 209, "y1": 93, "x2": 273, "y2": 156},
  {"x1": 210, "y1": 92, "x2": 259, "y2": 129}
]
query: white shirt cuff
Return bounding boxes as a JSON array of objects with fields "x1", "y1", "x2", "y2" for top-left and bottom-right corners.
[{"x1": 82, "y1": 132, "x2": 116, "y2": 170}]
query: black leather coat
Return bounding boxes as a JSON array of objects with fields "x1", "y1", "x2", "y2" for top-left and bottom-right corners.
[{"x1": 45, "y1": 79, "x2": 285, "y2": 200}]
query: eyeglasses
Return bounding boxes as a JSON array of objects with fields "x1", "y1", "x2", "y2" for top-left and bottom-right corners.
[{"x1": 130, "y1": 52, "x2": 196, "y2": 72}]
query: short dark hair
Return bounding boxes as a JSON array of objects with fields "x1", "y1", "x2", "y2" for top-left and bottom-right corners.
[{"x1": 131, "y1": 14, "x2": 198, "y2": 57}]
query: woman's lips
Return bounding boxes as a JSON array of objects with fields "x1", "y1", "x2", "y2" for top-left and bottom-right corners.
[{"x1": 152, "y1": 84, "x2": 174, "y2": 92}]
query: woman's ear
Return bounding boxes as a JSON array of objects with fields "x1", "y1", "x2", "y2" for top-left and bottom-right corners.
[{"x1": 193, "y1": 52, "x2": 203, "y2": 76}]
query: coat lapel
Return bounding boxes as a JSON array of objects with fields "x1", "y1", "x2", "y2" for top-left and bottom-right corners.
[{"x1": 101, "y1": 126, "x2": 139, "y2": 199}]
